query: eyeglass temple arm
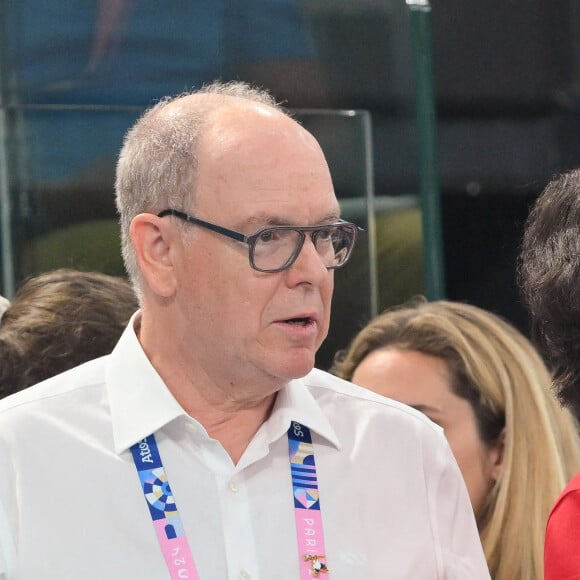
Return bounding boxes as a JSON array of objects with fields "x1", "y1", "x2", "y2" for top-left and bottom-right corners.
[{"x1": 157, "y1": 209, "x2": 248, "y2": 243}]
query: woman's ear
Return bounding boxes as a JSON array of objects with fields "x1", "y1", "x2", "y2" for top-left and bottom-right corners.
[
  {"x1": 130, "y1": 213, "x2": 178, "y2": 298},
  {"x1": 489, "y1": 427, "x2": 506, "y2": 482}
]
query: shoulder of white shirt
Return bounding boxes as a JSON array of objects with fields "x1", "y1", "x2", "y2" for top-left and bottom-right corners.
[
  {"x1": 0, "y1": 360, "x2": 444, "y2": 437},
  {"x1": 304, "y1": 367, "x2": 444, "y2": 435},
  {"x1": 0, "y1": 355, "x2": 107, "y2": 414}
]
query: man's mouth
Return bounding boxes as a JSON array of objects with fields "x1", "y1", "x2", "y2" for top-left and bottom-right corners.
[{"x1": 284, "y1": 317, "x2": 313, "y2": 326}]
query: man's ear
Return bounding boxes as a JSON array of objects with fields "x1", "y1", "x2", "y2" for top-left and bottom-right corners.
[{"x1": 130, "y1": 213, "x2": 178, "y2": 297}]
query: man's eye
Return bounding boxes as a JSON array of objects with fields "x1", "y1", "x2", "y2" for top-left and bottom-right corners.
[
  {"x1": 258, "y1": 229, "x2": 277, "y2": 243},
  {"x1": 317, "y1": 227, "x2": 333, "y2": 240}
]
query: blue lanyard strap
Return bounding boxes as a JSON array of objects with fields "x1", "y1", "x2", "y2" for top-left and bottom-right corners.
[
  {"x1": 130, "y1": 435, "x2": 198, "y2": 579},
  {"x1": 131, "y1": 423, "x2": 329, "y2": 578}
]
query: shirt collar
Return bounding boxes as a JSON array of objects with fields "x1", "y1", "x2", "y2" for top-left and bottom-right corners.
[
  {"x1": 107, "y1": 312, "x2": 341, "y2": 454},
  {"x1": 107, "y1": 312, "x2": 187, "y2": 454},
  {"x1": 264, "y1": 376, "x2": 341, "y2": 451}
]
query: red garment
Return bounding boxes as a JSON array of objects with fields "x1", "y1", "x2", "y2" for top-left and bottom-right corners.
[{"x1": 545, "y1": 471, "x2": 580, "y2": 579}]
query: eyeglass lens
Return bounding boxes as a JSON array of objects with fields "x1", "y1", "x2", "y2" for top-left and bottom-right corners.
[{"x1": 251, "y1": 224, "x2": 355, "y2": 271}]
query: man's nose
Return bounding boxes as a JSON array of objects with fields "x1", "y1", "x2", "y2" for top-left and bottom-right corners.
[{"x1": 284, "y1": 234, "x2": 330, "y2": 283}]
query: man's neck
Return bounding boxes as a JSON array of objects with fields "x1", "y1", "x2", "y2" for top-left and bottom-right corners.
[
  {"x1": 157, "y1": 359, "x2": 279, "y2": 465},
  {"x1": 189, "y1": 394, "x2": 277, "y2": 465},
  {"x1": 137, "y1": 311, "x2": 281, "y2": 464}
]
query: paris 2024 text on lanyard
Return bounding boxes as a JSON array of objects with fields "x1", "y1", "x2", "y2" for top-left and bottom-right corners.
[{"x1": 130, "y1": 421, "x2": 329, "y2": 578}]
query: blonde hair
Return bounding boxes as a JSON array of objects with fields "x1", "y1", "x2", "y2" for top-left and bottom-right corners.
[{"x1": 333, "y1": 298, "x2": 580, "y2": 580}]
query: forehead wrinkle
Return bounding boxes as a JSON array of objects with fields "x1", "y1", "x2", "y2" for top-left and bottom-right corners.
[{"x1": 243, "y1": 209, "x2": 342, "y2": 229}]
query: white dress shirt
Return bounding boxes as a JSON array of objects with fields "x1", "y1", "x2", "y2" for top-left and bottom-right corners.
[{"x1": 0, "y1": 317, "x2": 489, "y2": 579}]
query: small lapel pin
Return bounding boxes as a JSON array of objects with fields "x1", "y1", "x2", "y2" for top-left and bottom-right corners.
[{"x1": 304, "y1": 554, "x2": 329, "y2": 576}]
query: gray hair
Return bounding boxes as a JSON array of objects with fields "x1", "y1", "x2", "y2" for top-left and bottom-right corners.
[{"x1": 115, "y1": 81, "x2": 282, "y2": 297}]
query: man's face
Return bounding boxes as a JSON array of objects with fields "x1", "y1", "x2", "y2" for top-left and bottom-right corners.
[{"x1": 172, "y1": 104, "x2": 339, "y2": 388}]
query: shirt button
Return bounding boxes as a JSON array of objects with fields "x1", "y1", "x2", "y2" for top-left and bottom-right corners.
[
  {"x1": 239, "y1": 570, "x2": 251, "y2": 580},
  {"x1": 229, "y1": 479, "x2": 239, "y2": 493},
  {"x1": 185, "y1": 423, "x2": 197, "y2": 433}
]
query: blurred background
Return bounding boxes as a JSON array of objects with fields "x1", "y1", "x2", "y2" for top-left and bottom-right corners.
[{"x1": 1, "y1": 0, "x2": 579, "y2": 369}]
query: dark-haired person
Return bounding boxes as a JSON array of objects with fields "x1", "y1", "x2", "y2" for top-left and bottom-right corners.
[
  {"x1": 518, "y1": 168, "x2": 580, "y2": 580},
  {"x1": 0, "y1": 269, "x2": 138, "y2": 398}
]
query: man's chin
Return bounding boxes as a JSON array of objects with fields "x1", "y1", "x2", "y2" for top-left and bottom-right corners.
[{"x1": 275, "y1": 350, "x2": 317, "y2": 381}]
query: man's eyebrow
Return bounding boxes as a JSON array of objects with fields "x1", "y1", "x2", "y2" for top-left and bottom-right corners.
[{"x1": 245, "y1": 211, "x2": 342, "y2": 228}]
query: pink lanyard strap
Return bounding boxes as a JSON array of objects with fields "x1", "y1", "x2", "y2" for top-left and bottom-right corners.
[
  {"x1": 131, "y1": 422, "x2": 329, "y2": 579},
  {"x1": 131, "y1": 435, "x2": 199, "y2": 580},
  {"x1": 288, "y1": 421, "x2": 330, "y2": 578}
]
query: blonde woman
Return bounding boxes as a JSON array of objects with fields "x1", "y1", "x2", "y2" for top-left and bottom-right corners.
[{"x1": 332, "y1": 298, "x2": 580, "y2": 580}]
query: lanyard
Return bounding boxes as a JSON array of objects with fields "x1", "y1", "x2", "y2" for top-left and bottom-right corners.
[
  {"x1": 130, "y1": 422, "x2": 329, "y2": 579},
  {"x1": 288, "y1": 421, "x2": 329, "y2": 578},
  {"x1": 130, "y1": 435, "x2": 198, "y2": 579}
]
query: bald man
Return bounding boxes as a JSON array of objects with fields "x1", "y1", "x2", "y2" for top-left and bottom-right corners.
[{"x1": 0, "y1": 82, "x2": 489, "y2": 579}]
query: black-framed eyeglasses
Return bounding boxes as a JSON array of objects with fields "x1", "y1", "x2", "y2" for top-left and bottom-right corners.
[{"x1": 158, "y1": 208, "x2": 360, "y2": 273}]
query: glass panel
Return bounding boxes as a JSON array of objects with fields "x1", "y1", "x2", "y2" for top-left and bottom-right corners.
[
  {"x1": 0, "y1": 0, "x2": 438, "y2": 370},
  {"x1": 294, "y1": 110, "x2": 377, "y2": 368},
  {"x1": 3, "y1": 106, "x2": 140, "y2": 283}
]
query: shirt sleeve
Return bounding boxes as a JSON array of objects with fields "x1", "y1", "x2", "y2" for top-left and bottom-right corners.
[
  {"x1": 0, "y1": 497, "x2": 14, "y2": 580},
  {"x1": 0, "y1": 434, "x2": 15, "y2": 580},
  {"x1": 545, "y1": 485, "x2": 580, "y2": 580},
  {"x1": 426, "y1": 432, "x2": 491, "y2": 579}
]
